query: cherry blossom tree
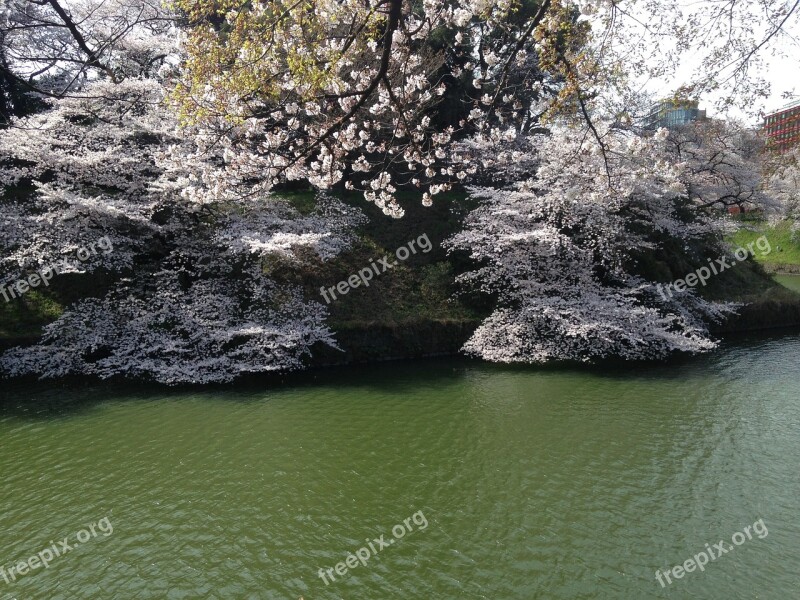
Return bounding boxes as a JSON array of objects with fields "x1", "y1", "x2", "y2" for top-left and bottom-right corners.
[
  {"x1": 0, "y1": 76, "x2": 365, "y2": 382},
  {"x1": 446, "y1": 124, "x2": 742, "y2": 363},
  {"x1": 0, "y1": 38, "x2": 365, "y2": 384},
  {"x1": 0, "y1": 0, "x2": 175, "y2": 99},
  {"x1": 764, "y1": 147, "x2": 800, "y2": 227},
  {"x1": 0, "y1": 78, "x2": 172, "y2": 275},
  {"x1": 3, "y1": 0, "x2": 798, "y2": 381},
  {"x1": 664, "y1": 119, "x2": 771, "y2": 214},
  {"x1": 0, "y1": 200, "x2": 362, "y2": 384},
  {"x1": 167, "y1": 0, "x2": 589, "y2": 215},
  {"x1": 579, "y1": 0, "x2": 800, "y2": 113}
]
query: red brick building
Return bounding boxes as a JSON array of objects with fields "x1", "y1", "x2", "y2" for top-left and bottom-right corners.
[{"x1": 764, "y1": 100, "x2": 800, "y2": 152}]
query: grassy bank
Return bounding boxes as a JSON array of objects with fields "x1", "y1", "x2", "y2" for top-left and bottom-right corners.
[{"x1": 731, "y1": 219, "x2": 800, "y2": 273}]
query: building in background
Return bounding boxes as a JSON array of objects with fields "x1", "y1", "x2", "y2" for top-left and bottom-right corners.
[
  {"x1": 645, "y1": 99, "x2": 707, "y2": 130},
  {"x1": 763, "y1": 99, "x2": 800, "y2": 152}
]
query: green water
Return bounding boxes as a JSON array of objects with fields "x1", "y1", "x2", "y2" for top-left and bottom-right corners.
[{"x1": 2, "y1": 333, "x2": 800, "y2": 599}]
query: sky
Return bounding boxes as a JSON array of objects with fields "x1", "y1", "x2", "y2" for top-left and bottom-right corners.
[
  {"x1": 756, "y1": 54, "x2": 799, "y2": 116},
  {"x1": 615, "y1": 0, "x2": 800, "y2": 127},
  {"x1": 692, "y1": 52, "x2": 798, "y2": 124}
]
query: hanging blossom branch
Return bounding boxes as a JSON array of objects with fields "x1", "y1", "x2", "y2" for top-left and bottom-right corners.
[
  {"x1": 167, "y1": 0, "x2": 590, "y2": 216},
  {"x1": 1, "y1": 0, "x2": 176, "y2": 103}
]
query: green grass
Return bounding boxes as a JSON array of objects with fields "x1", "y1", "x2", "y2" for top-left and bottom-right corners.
[{"x1": 731, "y1": 220, "x2": 800, "y2": 270}]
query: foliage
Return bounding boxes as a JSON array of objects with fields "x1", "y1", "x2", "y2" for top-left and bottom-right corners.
[
  {"x1": 2, "y1": 0, "x2": 800, "y2": 382},
  {"x1": 1, "y1": 257, "x2": 339, "y2": 385},
  {"x1": 167, "y1": 0, "x2": 589, "y2": 215},
  {"x1": 1, "y1": 79, "x2": 171, "y2": 275},
  {"x1": 1, "y1": 0, "x2": 175, "y2": 97},
  {"x1": 763, "y1": 147, "x2": 800, "y2": 224},
  {"x1": 665, "y1": 120, "x2": 772, "y2": 213},
  {"x1": 0, "y1": 290, "x2": 62, "y2": 338},
  {"x1": 446, "y1": 125, "x2": 746, "y2": 363},
  {"x1": 580, "y1": 0, "x2": 800, "y2": 114},
  {"x1": 0, "y1": 75, "x2": 365, "y2": 384},
  {"x1": 165, "y1": 0, "x2": 800, "y2": 220}
]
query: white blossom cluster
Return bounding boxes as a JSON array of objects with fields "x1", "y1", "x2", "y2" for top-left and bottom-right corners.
[
  {"x1": 0, "y1": 259, "x2": 340, "y2": 385},
  {"x1": 764, "y1": 147, "x2": 800, "y2": 226},
  {"x1": 0, "y1": 76, "x2": 366, "y2": 384},
  {"x1": 1, "y1": 0, "x2": 176, "y2": 95},
  {"x1": 665, "y1": 120, "x2": 774, "y2": 214},
  {"x1": 214, "y1": 194, "x2": 366, "y2": 263},
  {"x1": 447, "y1": 125, "x2": 741, "y2": 363},
  {"x1": 171, "y1": 0, "x2": 556, "y2": 216},
  {"x1": 0, "y1": 79, "x2": 169, "y2": 274}
]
